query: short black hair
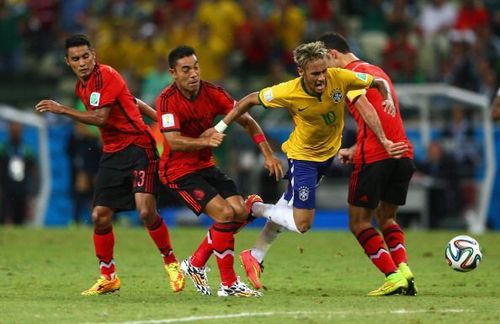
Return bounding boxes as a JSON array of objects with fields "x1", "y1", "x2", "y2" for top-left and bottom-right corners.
[
  {"x1": 318, "y1": 32, "x2": 351, "y2": 54},
  {"x1": 65, "y1": 34, "x2": 92, "y2": 55},
  {"x1": 168, "y1": 45, "x2": 196, "y2": 69}
]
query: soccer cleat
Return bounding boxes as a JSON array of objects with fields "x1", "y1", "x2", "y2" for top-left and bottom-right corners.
[
  {"x1": 398, "y1": 262, "x2": 418, "y2": 296},
  {"x1": 245, "y1": 194, "x2": 263, "y2": 217},
  {"x1": 180, "y1": 257, "x2": 211, "y2": 296},
  {"x1": 239, "y1": 249, "x2": 263, "y2": 289},
  {"x1": 217, "y1": 279, "x2": 263, "y2": 297},
  {"x1": 367, "y1": 271, "x2": 408, "y2": 296},
  {"x1": 165, "y1": 262, "x2": 185, "y2": 293},
  {"x1": 81, "y1": 276, "x2": 121, "y2": 296}
]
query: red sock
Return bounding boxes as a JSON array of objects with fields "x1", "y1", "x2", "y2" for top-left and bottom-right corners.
[
  {"x1": 356, "y1": 227, "x2": 397, "y2": 276},
  {"x1": 211, "y1": 222, "x2": 237, "y2": 286},
  {"x1": 232, "y1": 220, "x2": 247, "y2": 234},
  {"x1": 94, "y1": 226, "x2": 115, "y2": 280},
  {"x1": 382, "y1": 223, "x2": 408, "y2": 266},
  {"x1": 191, "y1": 231, "x2": 213, "y2": 267},
  {"x1": 147, "y1": 215, "x2": 177, "y2": 264}
]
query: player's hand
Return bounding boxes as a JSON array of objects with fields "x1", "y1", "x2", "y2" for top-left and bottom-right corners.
[
  {"x1": 264, "y1": 155, "x2": 284, "y2": 182},
  {"x1": 200, "y1": 127, "x2": 218, "y2": 137},
  {"x1": 35, "y1": 100, "x2": 65, "y2": 114},
  {"x1": 338, "y1": 148, "x2": 354, "y2": 164},
  {"x1": 381, "y1": 139, "x2": 408, "y2": 158},
  {"x1": 382, "y1": 99, "x2": 396, "y2": 117},
  {"x1": 204, "y1": 131, "x2": 225, "y2": 147}
]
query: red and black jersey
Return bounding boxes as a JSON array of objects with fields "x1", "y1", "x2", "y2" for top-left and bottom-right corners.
[
  {"x1": 345, "y1": 60, "x2": 413, "y2": 164},
  {"x1": 156, "y1": 81, "x2": 235, "y2": 182},
  {"x1": 75, "y1": 64, "x2": 155, "y2": 153}
]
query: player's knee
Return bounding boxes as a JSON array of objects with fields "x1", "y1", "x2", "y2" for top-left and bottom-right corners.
[
  {"x1": 215, "y1": 205, "x2": 235, "y2": 223},
  {"x1": 138, "y1": 208, "x2": 156, "y2": 223},
  {"x1": 296, "y1": 220, "x2": 312, "y2": 233},
  {"x1": 92, "y1": 210, "x2": 112, "y2": 228},
  {"x1": 232, "y1": 204, "x2": 247, "y2": 221}
]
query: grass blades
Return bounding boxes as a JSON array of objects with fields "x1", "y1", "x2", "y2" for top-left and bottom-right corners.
[{"x1": 1, "y1": 227, "x2": 500, "y2": 323}]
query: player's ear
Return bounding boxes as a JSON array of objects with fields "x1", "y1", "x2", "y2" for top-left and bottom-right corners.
[
  {"x1": 297, "y1": 67, "x2": 304, "y2": 77},
  {"x1": 64, "y1": 56, "x2": 70, "y2": 66}
]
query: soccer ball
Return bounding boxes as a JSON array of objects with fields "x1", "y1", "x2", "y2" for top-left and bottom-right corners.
[{"x1": 445, "y1": 235, "x2": 482, "y2": 272}]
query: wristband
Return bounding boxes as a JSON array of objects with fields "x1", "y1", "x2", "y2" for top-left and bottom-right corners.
[
  {"x1": 214, "y1": 120, "x2": 228, "y2": 133},
  {"x1": 253, "y1": 134, "x2": 267, "y2": 145}
]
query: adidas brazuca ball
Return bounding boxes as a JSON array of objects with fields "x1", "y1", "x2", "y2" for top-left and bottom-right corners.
[{"x1": 445, "y1": 235, "x2": 482, "y2": 272}]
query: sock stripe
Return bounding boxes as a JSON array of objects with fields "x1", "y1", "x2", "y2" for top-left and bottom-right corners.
[
  {"x1": 147, "y1": 215, "x2": 163, "y2": 231},
  {"x1": 356, "y1": 227, "x2": 379, "y2": 246},
  {"x1": 369, "y1": 248, "x2": 390, "y2": 260},
  {"x1": 94, "y1": 226, "x2": 113, "y2": 235}
]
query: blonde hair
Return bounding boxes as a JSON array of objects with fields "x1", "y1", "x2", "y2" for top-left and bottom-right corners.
[{"x1": 293, "y1": 41, "x2": 328, "y2": 69}]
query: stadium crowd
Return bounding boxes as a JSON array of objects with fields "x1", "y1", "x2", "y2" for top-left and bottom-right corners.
[{"x1": 1, "y1": 0, "x2": 499, "y2": 228}]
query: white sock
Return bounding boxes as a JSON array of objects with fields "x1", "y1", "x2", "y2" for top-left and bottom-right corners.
[
  {"x1": 251, "y1": 220, "x2": 283, "y2": 263},
  {"x1": 254, "y1": 202, "x2": 300, "y2": 233}
]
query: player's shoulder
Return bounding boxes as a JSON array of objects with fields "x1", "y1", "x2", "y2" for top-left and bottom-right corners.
[
  {"x1": 201, "y1": 81, "x2": 230, "y2": 95},
  {"x1": 201, "y1": 81, "x2": 234, "y2": 100},
  {"x1": 158, "y1": 83, "x2": 178, "y2": 100}
]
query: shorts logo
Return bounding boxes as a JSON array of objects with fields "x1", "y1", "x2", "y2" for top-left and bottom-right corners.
[
  {"x1": 298, "y1": 186, "x2": 309, "y2": 202},
  {"x1": 90, "y1": 92, "x2": 101, "y2": 106},
  {"x1": 263, "y1": 89, "x2": 274, "y2": 102},
  {"x1": 161, "y1": 113, "x2": 175, "y2": 128},
  {"x1": 330, "y1": 89, "x2": 343, "y2": 103},
  {"x1": 193, "y1": 188, "x2": 205, "y2": 201}
]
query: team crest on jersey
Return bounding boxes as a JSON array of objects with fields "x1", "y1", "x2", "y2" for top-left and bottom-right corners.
[
  {"x1": 161, "y1": 113, "x2": 175, "y2": 128},
  {"x1": 330, "y1": 89, "x2": 343, "y2": 103},
  {"x1": 355, "y1": 72, "x2": 368, "y2": 81},
  {"x1": 90, "y1": 92, "x2": 101, "y2": 107},
  {"x1": 263, "y1": 89, "x2": 274, "y2": 102},
  {"x1": 298, "y1": 186, "x2": 310, "y2": 202}
]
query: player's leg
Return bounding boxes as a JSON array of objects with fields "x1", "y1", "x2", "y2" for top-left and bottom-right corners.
[
  {"x1": 348, "y1": 160, "x2": 407, "y2": 296},
  {"x1": 82, "y1": 152, "x2": 124, "y2": 296},
  {"x1": 133, "y1": 146, "x2": 184, "y2": 292},
  {"x1": 249, "y1": 158, "x2": 329, "y2": 233},
  {"x1": 377, "y1": 158, "x2": 417, "y2": 295},
  {"x1": 81, "y1": 205, "x2": 121, "y2": 296}
]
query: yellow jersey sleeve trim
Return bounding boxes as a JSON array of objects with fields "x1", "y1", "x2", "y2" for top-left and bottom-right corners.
[{"x1": 347, "y1": 89, "x2": 366, "y2": 102}]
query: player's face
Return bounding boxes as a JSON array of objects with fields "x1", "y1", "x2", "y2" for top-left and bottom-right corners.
[
  {"x1": 65, "y1": 45, "x2": 96, "y2": 81},
  {"x1": 170, "y1": 54, "x2": 200, "y2": 97},
  {"x1": 298, "y1": 58, "x2": 328, "y2": 95}
]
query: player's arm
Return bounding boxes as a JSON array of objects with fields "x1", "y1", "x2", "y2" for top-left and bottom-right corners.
[
  {"x1": 163, "y1": 130, "x2": 225, "y2": 152},
  {"x1": 136, "y1": 98, "x2": 157, "y2": 121},
  {"x1": 338, "y1": 144, "x2": 356, "y2": 164},
  {"x1": 490, "y1": 91, "x2": 500, "y2": 120},
  {"x1": 35, "y1": 99, "x2": 111, "y2": 126},
  {"x1": 213, "y1": 92, "x2": 260, "y2": 133},
  {"x1": 369, "y1": 77, "x2": 395, "y2": 116},
  {"x1": 352, "y1": 95, "x2": 408, "y2": 158},
  {"x1": 235, "y1": 113, "x2": 284, "y2": 181}
]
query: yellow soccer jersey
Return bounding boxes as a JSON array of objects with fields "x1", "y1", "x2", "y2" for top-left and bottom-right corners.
[{"x1": 258, "y1": 68, "x2": 374, "y2": 162}]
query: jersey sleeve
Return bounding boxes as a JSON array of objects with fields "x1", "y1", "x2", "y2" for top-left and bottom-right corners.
[
  {"x1": 156, "y1": 94, "x2": 181, "y2": 133},
  {"x1": 257, "y1": 82, "x2": 291, "y2": 109},
  {"x1": 214, "y1": 87, "x2": 236, "y2": 115},
  {"x1": 91, "y1": 68, "x2": 125, "y2": 109},
  {"x1": 329, "y1": 68, "x2": 374, "y2": 94},
  {"x1": 346, "y1": 89, "x2": 367, "y2": 102}
]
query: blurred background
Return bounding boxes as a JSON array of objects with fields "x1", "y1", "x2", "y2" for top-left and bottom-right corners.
[{"x1": 1, "y1": 0, "x2": 500, "y2": 232}]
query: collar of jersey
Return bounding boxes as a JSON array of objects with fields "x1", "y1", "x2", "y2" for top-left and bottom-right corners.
[{"x1": 300, "y1": 77, "x2": 322, "y2": 101}]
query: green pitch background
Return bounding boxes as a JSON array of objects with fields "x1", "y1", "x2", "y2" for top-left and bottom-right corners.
[{"x1": 1, "y1": 227, "x2": 499, "y2": 323}]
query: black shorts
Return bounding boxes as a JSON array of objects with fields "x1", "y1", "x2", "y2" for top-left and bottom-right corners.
[
  {"x1": 165, "y1": 166, "x2": 240, "y2": 215},
  {"x1": 348, "y1": 158, "x2": 415, "y2": 209},
  {"x1": 93, "y1": 145, "x2": 159, "y2": 211}
]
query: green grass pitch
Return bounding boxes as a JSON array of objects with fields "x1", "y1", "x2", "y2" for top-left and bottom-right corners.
[{"x1": 1, "y1": 226, "x2": 499, "y2": 323}]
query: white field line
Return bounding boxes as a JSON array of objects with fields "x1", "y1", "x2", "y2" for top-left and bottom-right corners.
[{"x1": 83, "y1": 308, "x2": 473, "y2": 324}]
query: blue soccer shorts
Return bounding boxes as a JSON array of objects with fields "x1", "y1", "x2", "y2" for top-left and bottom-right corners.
[{"x1": 283, "y1": 157, "x2": 334, "y2": 209}]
